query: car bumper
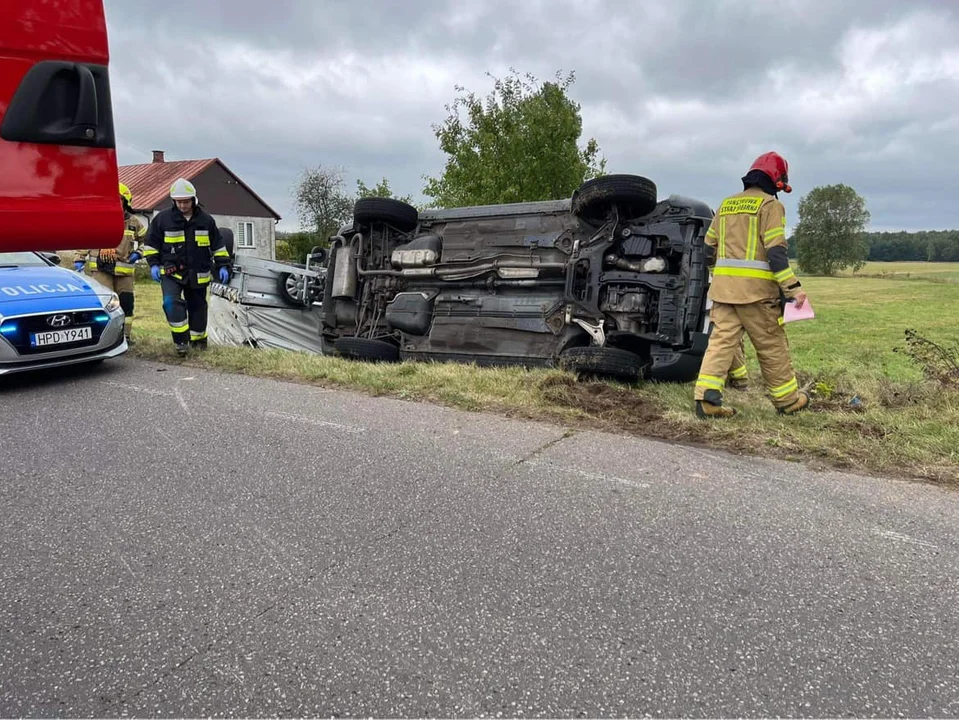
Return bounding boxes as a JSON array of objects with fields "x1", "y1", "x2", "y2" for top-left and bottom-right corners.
[{"x1": 0, "y1": 311, "x2": 127, "y2": 375}]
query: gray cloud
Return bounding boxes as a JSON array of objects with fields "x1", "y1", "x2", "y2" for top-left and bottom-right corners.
[{"x1": 105, "y1": 0, "x2": 959, "y2": 231}]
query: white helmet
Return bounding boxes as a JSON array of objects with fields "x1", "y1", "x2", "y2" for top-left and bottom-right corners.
[{"x1": 169, "y1": 177, "x2": 197, "y2": 201}]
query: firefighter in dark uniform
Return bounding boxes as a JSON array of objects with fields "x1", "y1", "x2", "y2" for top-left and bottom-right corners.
[
  {"x1": 695, "y1": 152, "x2": 810, "y2": 418},
  {"x1": 142, "y1": 178, "x2": 232, "y2": 355}
]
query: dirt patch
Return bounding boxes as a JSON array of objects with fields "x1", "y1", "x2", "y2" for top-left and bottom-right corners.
[{"x1": 534, "y1": 374, "x2": 711, "y2": 444}]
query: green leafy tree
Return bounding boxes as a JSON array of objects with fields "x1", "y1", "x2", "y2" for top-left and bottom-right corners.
[
  {"x1": 795, "y1": 184, "x2": 871, "y2": 276},
  {"x1": 423, "y1": 68, "x2": 606, "y2": 208},
  {"x1": 356, "y1": 177, "x2": 414, "y2": 205},
  {"x1": 291, "y1": 165, "x2": 353, "y2": 259}
]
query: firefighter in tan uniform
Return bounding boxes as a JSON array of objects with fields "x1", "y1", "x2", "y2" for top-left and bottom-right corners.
[
  {"x1": 73, "y1": 183, "x2": 146, "y2": 343},
  {"x1": 695, "y1": 152, "x2": 810, "y2": 419}
]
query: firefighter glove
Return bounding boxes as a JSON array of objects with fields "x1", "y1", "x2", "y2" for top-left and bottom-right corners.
[
  {"x1": 128, "y1": 252, "x2": 141, "y2": 264},
  {"x1": 99, "y1": 248, "x2": 117, "y2": 263},
  {"x1": 73, "y1": 261, "x2": 84, "y2": 272},
  {"x1": 218, "y1": 267, "x2": 230, "y2": 284},
  {"x1": 150, "y1": 265, "x2": 162, "y2": 283}
]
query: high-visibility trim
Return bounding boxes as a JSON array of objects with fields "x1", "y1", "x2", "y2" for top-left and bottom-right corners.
[
  {"x1": 730, "y1": 365, "x2": 748, "y2": 379},
  {"x1": 197, "y1": 271, "x2": 211, "y2": 284},
  {"x1": 123, "y1": 229, "x2": 136, "y2": 237},
  {"x1": 213, "y1": 248, "x2": 230, "y2": 258},
  {"x1": 114, "y1": 262, "x2": 136, "y2": 275},
  {"x1": 172, "y1": 273, "x2": 183, "y2": 281},
  {"x1": 190, "y1": 331, "x2": 208, "y2": 340},
  {"x1": 769, "y1": 377, "x2": 798, "y2": 398},
  {"x1": 696, "y1": 374, "x2": 726, "y2": 391},
  {"x1": 706, "y1": 226, "x2": 719, "y2": 240},
  {"x1": 716, "y1": 259, "x2": 772, "y2": 270},
  {"x1": 164, "y1": 230, "x2": 185, "y2": 244},
  {"x1": 713, "y1": 267, "x2": 775, "y2": 280},
  {"x1": 195, "y1": 231, "x2": 210, "y2": 247},
  {"x1": 170, "y1": 320, "x2": 189, "y2": 333},
  {"x1": 718, "y1": 217, "x2": 727, "y2": 259},
  {"x1": 719, "y1": 196, "x2": 764, "y2": 215},
  {"x1": 142, "y1": 247, "x2": 160, "y2": 257},
  {"x1": 746, "y1": 216, "x2": 759, "y2": 261},
  {"x1": 774, "y1": 268, "x2": 797, "y2": 283},
  {"x1": 86, "y1": 261, "x2": 98, "y2": 270},
  {"x1": 763, "y1": 226, "x2": 785, "y2": 243},
  {"x1": 714, "y1": 258, "x2": 774, "y2": 280}
]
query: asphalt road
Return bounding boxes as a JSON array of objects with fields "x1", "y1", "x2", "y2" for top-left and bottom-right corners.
[{"x1": 1, "y1": 357, "x2": 958, "y2": 718}]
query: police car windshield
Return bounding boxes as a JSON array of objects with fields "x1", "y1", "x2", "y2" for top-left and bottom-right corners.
[{"x1": 0, "y1": 252, "x2": 49, "y2": 267}]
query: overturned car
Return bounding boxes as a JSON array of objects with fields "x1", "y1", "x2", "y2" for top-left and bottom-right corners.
[{"x1": 320, "y1": 174, "x2": 714, "y2": 383}]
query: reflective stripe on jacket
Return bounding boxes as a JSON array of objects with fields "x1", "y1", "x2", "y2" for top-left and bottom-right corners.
[
  {"x1": 143, "y1": 204, "x2": 231, "y2": 288},
  {"x1": 703, "y1": 188, "x2": 797, "y2": 304}
]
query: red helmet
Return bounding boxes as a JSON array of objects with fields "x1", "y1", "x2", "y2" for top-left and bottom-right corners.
[{"x1": 748, "y1": 152, "x2": 791, "y2": 193}]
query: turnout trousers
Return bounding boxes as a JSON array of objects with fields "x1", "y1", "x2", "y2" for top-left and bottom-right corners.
[
  {"x1": 695, "y1": 299, "x2": 800, "y2": 408},
  {"x1": 160, "y1": 276, "x2": 209, "y2": 346},
  {"x1": 91, "y1": 270, "x2": 135, "y2": 339}
]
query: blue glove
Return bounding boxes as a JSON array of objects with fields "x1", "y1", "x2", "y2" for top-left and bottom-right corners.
[
  {"x1": 218, "y1": 267, "x2": 230, "y2": 284},
  {"x1": 150, "y1": 265, "x2": 161, "y2": 283},
  {"x1": 73, "y1": 261, "x2": 84, "y2": 272},
  {"x1": 128, "y1": 252, "x2": 141, "y2": 263}
]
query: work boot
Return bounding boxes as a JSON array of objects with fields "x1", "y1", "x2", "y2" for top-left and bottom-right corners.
[
  {"x1": 695, "y1": 389, "x2": 737, "y2": 419},
  {"x1": 174, "y1": 343, "x2": 189, "y2": 357},
  {"x1": 728, "y1": 377, "x2": 749, "y2": 392},
  {"x1": 777, "y1": 391, "x2": 811, "y2": 416},
  {"x1": 190, "y1": 339, "x2": 209, "y2": 351}
]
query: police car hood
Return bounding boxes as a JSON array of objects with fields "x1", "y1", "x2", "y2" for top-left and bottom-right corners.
[{"x1": 0, "y1": 266, "x2": 111, "y2": 318}]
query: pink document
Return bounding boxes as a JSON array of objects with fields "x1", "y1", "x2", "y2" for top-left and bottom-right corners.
[{"x1": 783, "y1": 298, "x2": 815, "y2": 323}]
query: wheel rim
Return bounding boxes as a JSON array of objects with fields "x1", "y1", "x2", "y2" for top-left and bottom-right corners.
[{"x1": 285, "y1": 275, "x2": 302, "y2": 301}]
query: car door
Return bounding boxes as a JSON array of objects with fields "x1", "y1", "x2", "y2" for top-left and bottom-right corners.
[{"x1": 0, "y1": 0, "x2": 124, "y2": 253}]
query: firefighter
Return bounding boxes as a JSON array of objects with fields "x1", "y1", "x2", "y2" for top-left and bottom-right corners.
[
  {"x1": 694, "y1": 151, "x2": 810, "y2": 418},
  {"x1": 142, "y1": 178, "x2": 231, "y2": 355},
  {"x1": 73, "y1": 182, "x2": 146, "y2": 343}
]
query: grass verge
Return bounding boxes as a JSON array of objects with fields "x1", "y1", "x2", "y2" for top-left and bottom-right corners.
[{"x1": 127, "y1": 275, "x2": 959, "y2": 486}]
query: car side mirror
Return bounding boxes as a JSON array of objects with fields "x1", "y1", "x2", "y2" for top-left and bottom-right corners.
[
  {"x1": 308, "y1": 246, "x2": 327, "y2": 265},
  {"x1": 41, "y1": 251, "x2": 61, "y2": 265}
]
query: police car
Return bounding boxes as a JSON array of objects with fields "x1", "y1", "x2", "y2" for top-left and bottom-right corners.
[{"x1": 0, "y1": 251, "x2": 128, "y2": 375}]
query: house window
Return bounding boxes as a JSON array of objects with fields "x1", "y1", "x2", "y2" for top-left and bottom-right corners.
[{"x1": 237, "y1": 221, "x2": 255, "y2": 249}]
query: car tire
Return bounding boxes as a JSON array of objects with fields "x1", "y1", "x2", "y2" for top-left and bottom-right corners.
[
  {"x1": 571, "y1": 174, "x2": 658, "y2": 223},
  {"x1": 277, "y1": 272, "x2": 305, "y2": 305},
  {"x1": 332, "y1": 337, "x2": 400, "y2": 363},
  {"x1": 220, "y1": 228, "x2": 235, "y2": 260},
  {"x1": 558, "y1": 346, "x2": 647, "y2": 383},
  {"x1": 353, "y1": 198, "x2": 419, "y2": 233}
]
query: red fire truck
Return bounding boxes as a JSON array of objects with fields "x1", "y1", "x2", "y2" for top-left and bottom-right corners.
[{"x1": 0, "y1": 0, "x2": 123, "y2": 253}]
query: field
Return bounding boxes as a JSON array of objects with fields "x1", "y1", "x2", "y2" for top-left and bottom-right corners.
[
  {"x1": 841, "y1": 261, "x2": 959, "y2": 284},
  {"x1": 126, "y1": 262, "x2": 959, "y2": 485}
]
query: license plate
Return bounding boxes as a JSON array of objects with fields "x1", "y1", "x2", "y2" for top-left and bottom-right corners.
[{"x1": 30, "y1": 326, "x2": 93, "y2": 347}]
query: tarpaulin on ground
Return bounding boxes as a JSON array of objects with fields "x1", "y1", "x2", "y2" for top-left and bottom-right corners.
[{"x1": 208, "y1": 289, "x2": 326, "y2": 354}]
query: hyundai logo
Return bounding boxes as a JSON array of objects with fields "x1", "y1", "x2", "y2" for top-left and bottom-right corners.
[{"x1": 46, "y1": 314, "x2": 72, "y2": 328}]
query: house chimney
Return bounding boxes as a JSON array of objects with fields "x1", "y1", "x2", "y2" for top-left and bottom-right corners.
[{"x1": 152, "y1": 150, "x2": 165, "y2": 163}]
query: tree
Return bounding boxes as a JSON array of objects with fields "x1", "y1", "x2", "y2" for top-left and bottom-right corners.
[
  {"x1": 291, "y1": 165, "x2": 353, "y2": 257},
  {"x1": 422, "y1": 68, "x2": 606, "y2": 208},
  {"x1": 794, "y1": 184, "x2": 871, "y2": 276},
  {"x1": 356, "y1": 177, "x2": 414, "y2": 205}
]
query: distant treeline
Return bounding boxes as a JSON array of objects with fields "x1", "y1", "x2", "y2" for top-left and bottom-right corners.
[{"x1": 787, "y1": 231, "x2": 959, "y2": 262}]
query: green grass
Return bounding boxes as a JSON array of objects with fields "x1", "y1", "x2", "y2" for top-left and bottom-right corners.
[{"x1": 128, "y1": 272, "x2": 959, "y2": 486}]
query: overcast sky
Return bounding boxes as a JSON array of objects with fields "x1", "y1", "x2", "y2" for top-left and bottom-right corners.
[{"x1": 104, "y1": 0, "x2": 959, "y2": 233}]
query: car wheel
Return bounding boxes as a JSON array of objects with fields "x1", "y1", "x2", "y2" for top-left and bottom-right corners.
[
  {"x1": 332, "y1": 337, "x2": 400, "y2": 363},
  {"x1": 558, "y1": 346, "x2": 648, "y2": 384},
  {"x1": 220, "y1": 228, "x2": 235, "y2": 260},
  {"x1": 277, "y1": 272, "x2": 305, "y2": 305},
  {"x1": 571, "y1": 174, "x2": 658, "y2": 224},
  {"x1": 353, "y1": 197, "x2": 419, "y2": 233}
]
